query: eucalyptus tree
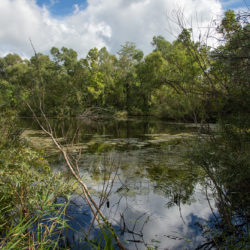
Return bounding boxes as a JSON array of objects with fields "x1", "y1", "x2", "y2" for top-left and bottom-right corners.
[
  {"x1": 144, "y1": 35, "x2": 207, "y2": 120},
  {"x1": 83, "y1": 47, "x2": 118, "y2": 108},
  {"x1": 211, "y1": 10, "x2": 250, "y2": 118},
  {"x1": 0, "y1": 54, "x2": 30, "y2": 115},
  {"x1": 97, "y1": 47, "x2": 118, "y2": 108},
  {"x1": 186, "y1": 10, "x2": 250, "y2": 248},
  {"x1": 136, "y1": 50, "x2": 165, "y2": 114},
  {"x1": 117, "y1": 42, "x2": 144, "y2": 113}
]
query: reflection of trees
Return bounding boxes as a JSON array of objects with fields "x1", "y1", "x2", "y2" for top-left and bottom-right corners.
[
  {"x1": 147, "y1": 165, "x2": 199, "y2": 207},
  {"x1": 33, "y1": 117, "x2": 196, "y2": 144},
  {"x1": 191, "y1": 130, "x2": 250, "y2": 249},
  {"x1": 28, "y1": 116, "x2": 202, "y2": 212},
  {"x1": 73, "y1": 133, "x2": 201, "y2": 210},
  {"x1": 26, "y1": 115, "x2": 204, "y2": 248}
]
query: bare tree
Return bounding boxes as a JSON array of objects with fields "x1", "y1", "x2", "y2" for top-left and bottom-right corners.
[{"x1": 26, "y1": 42, "x2": 125, "y2": 249}]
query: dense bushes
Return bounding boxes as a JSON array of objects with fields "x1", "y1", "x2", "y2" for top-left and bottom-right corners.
[
  {"x1": 188, "y1": 118, "x2": 250, "y2": 248},
  {"x1": 0, "y1": 114, "x2": 75, "y2": 248}
]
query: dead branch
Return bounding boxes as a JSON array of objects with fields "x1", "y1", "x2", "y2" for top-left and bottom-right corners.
[{"x1": 25, "y1": 102, "x2": 125, "y2": 250}]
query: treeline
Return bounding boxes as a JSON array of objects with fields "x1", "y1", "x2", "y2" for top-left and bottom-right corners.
[{"x1": 1, "y1": 10, "x2": 248, "y2": 122}]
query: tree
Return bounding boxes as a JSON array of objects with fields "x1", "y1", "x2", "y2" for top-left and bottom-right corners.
[{"x1": 117, "y1": 42, "x2": 143, "y2": 113}]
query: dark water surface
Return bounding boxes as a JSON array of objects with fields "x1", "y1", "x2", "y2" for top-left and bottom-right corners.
[{"x1": 22, "y1": 118, "x2": 215, "y2": 249}]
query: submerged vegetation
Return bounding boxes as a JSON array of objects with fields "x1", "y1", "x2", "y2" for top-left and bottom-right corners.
[{"x1": 0, "y1": 9, "x2": 249, "y2": 248}]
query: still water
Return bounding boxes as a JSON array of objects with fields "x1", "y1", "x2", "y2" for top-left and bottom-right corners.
[{"x1": 23, "y1": 118, "x2": 215, "y2": 249}]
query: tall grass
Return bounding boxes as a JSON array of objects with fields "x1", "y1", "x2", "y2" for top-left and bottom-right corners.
[{"x1": 0, "y1": 114, "x2": 76, "y2": 248}]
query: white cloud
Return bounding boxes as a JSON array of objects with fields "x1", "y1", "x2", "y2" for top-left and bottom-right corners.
[{"x1": 0, "y1": 0, "x2": 223, "y2": 58}]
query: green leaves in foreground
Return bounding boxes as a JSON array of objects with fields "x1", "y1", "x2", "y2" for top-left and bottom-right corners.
[{"x1": 0, "y1": 115, "x2": 76, "y2": 248}]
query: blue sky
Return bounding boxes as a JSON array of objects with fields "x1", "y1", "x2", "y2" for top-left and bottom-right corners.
[
  {"x1": 0, "y1": 0, "x2": 249, "y2": 58},
  {"x1": 36, "y1": 0, "x2": 88, "y2": 16},
  {"x1": 220, "y1": 0, "x2": 250, "y2": 10},
  {"x1": 35, "y1": 0, "x2": 249, "y2": 17}
]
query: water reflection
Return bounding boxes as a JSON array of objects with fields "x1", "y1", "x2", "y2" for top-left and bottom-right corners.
[{"x1": 22, "y1": 118, "x2": 215, "y2": 249}]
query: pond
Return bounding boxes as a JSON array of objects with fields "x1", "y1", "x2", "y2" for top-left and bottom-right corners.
[{"x1": 22, "y1": 118, "x2": 216, "y2": 249}]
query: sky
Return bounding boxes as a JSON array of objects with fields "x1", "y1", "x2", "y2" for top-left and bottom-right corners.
[{"x1": 0, "y1": 0, "x2": 249, "y2": 58}]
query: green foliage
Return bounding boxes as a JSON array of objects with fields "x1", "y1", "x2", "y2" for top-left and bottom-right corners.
[
  {"x1": 116, "y1": 42, "x2": 144, "y2": 113},
  {"x1": 189, "y1": 118, "x2": 250, "y2": 248},
  {"x1": 0, "y1": 9, "x2": 249, "y2": 248},
  {"x1": 0, "y1": 114, "x2": 75, "y2": 248},
  {"x1": 87, "y1": 226, "x2": 119, "y2": 250},
  {"x1": 185, "y1": 10, "x2": 250, "y2": 248},
  {"x1": 217, "y1": 10, "x2": 241, "y2": 39},
  {"x1": 0, "y1": 10, "x2": 248, "y2": 121}
]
